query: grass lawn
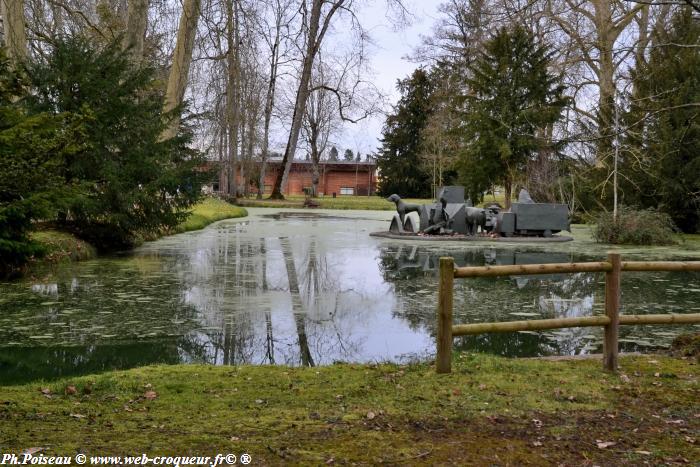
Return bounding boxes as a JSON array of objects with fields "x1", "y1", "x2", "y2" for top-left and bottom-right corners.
[
  {"x1": 237, "y1": 194, "x2": 429, "y2": 210},
  {"x1": 1, "y1": 353, "x2": 696, "y2": 465},
  {"x1": 237, "y1": 193, "x2": 510, "y2": 210}
]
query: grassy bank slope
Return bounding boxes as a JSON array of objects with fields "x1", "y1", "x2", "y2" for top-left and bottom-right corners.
[
  {"x1": 173, "y1": 197, "x2": 248, "y2": 233},
  {"x1": 1, "y1": 354, "x2": 696, "y2": 465}
]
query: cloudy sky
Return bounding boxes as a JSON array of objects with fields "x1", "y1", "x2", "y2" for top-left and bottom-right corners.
[{"x1": 330, "y1": 0, "x2": 442, "y2": 157}]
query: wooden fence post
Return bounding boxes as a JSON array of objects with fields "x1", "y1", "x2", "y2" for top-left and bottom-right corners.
[
  {"x1": 604, "y1": 252, "x2": 621, "y2": 372},
  {"x1": 436, "y1": 257, "x2": 454, "y2": 374}
]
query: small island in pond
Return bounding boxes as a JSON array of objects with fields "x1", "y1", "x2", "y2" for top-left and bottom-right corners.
[{"x1": 371, "y1": 186, "x2": 573, "y2": 242}]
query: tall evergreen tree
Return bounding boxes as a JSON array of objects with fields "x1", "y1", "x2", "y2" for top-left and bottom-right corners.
[
  {"x1": 27, "y1": 37, "x2": 206, "y2": 249},
  {"x1": 456, "y1": 26, "x2": 568, "y2": 207},
  {"x1": 343, "y1": 148, "x2": 354, "y2": 161},
  {"x1": 624, "y1": 8, "x2": 700, "y2": 233},
  {"x1": 376, "y1": 69, "x2": 434, "y2": 198}
]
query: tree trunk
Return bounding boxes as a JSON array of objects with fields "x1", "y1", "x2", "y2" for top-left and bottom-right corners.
[
  {"x1": 269, "y1": 0, "x2": 342, "y2": 199},
  {"x1": 594, "y1": 0, "x2": 615, "y2": 168},
  {"x1": 124, "y1": 0, "x2": 148, "y2": 60},
  {"x1": 244, "y1": 100, "x2": 256, "y2": 198},
  {"x1": 218, "y1": 116, "x2": 227, "y2": 194},
  {"x1": 310, "y1": 138, "x2": 321, "y2": 197},
  {"x1": 590, "y1": 0, "x2": 643, "y2": 167},
  {"x1": 257, "y1": 18, "x2": 282, "y2": 199},
  {"x1": 504, "y1": 178, "x2": 512, "y2": 211},
  {"x1": 52, "y1": 2, "x2": 63, "y2": 35},
  {"x1": 160, "y1": 0, "x2": 200, "y2": 141},
  {"x1": 225, "y1": 0, "x2": 241, "y2": 198},
  {"x1": 1, "y1": 0, "x2": 27, "y2": 62}
]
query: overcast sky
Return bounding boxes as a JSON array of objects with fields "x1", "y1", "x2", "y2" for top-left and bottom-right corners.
[{"x1": 331, "y1": 0, "x2": 442, "y2": 157}]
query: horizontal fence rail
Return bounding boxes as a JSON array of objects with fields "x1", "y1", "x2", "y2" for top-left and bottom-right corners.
[
  {"x1": 621, "y1": 261, "x2": 700, "y2": 272},
  {"x1": 436, "y1": 255, "x2": 700, "y2": 374},
  {"x1": 452, "y1": 313, "x2": 700, "y2": 336},
  {"x1": 454, "y1": 262, "x2": 612, "y2": 278}
]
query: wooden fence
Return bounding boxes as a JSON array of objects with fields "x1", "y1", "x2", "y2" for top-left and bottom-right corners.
[{"x1": 436, "y1": 253, "x2": 700, "y2": 374}]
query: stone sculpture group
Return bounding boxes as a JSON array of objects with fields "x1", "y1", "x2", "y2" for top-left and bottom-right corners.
[{"x1": 386, "y1": 186, "x2": 570, "y2": 238}]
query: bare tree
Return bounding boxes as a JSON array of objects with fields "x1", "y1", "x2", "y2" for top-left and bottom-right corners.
[
  {"x1": 238, "y1": 20, "x2": 266, "y2": 197},
  {"x1": 269, "y1": 0, "x2": 398, "y2": 199},
  {"x1": 543, "y1": 0, "x2": 645, "y2": 166},
  {"x1": 161, "y1": 0, "x2": 201, "y2": 141},
  {"x1": 301, "y1": 58, "x2": 339, "y2": 196},
  {"x1": 223, "y1": 0, "x2": 241, "y2": 197},
  {"x1": 254, "y1": 0, "x2": 298, "y2": 198},
  {"x1": 268, "y1": 0, "x2": 348, "y2": 199}
]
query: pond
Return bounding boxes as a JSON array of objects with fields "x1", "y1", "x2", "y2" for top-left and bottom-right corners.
[{"x1": 1, "y1": 208, "x2": 699, "y2": 384}]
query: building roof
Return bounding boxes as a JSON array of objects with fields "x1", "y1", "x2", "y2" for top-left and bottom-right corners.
[
  {"x1": 267, "y1": 158, "x2": 376, "y2": 166},
  {"x1": 202, "y1": 158, "x2": 376, "y2": 167}
]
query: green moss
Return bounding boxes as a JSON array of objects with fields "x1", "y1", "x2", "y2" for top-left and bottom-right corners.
[
  {"x1": 0, "y1": 354, "x2": 696, "y2": 464},
  {"x1": 174, "y1": 197, "x2": 248, "y2": 233}
]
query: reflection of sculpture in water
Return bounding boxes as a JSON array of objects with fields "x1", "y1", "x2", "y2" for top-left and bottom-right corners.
[
  {"x1": 377, "y1": 245, "x2": 598, "y2": 357},
  {"x1": 384, "y1": 186, "x2": 570, "y2": 237}
]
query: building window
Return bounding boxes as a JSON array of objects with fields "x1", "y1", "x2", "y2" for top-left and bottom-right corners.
[
  {"x1": 340, "y1": 187, "x2": 354, "y2": 195},
  {"x1": 264, "y1": 184, "x2": 272, "y2": 193}
]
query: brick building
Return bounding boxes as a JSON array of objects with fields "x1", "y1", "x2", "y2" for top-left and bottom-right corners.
[{"x1": 209, "y1": 159, "x2": 378, "y2": 196}]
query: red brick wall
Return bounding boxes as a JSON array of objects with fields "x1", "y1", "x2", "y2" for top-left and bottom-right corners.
[{"x1": 233, "y1": 163, "x2": 376, "y2": 196}]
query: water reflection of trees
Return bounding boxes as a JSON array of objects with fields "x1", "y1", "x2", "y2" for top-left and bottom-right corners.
[
  {"x1": 0, "y1": 256, "x2": 212, "y2": 382},
  {"x1": 171, "y1": 222, "x2": 367, "y2": 367},
  {"x1": 8, "y1": 219, "x2": 695, "y2": 379},
  {"x1": 0, "y1": 341, "x2": 181, "y2": 385},
  {"x1": 377, "y1": 245, "x2": 603, "y2": 357}
]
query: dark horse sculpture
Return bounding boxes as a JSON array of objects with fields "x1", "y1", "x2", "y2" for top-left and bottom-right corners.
[{"x1": 387, "y1": 194, "x2": 421, "y2": 225}]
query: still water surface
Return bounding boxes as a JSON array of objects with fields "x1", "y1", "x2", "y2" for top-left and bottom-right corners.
[{"x1": 1, "y1": 208, "x2": 698, "y2": 384}]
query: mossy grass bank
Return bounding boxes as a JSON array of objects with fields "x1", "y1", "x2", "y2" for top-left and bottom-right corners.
[
  {"x1": 29, "y1": 198, "x2": 247, "y2": 267},
  {"x1": 1, "y1": 353, "x2": 696, "y2": 465}
]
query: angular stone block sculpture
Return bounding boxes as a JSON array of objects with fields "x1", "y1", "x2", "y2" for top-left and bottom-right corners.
[{"x1": 384, "y1": 187, "x2": 570, "y2": 238}]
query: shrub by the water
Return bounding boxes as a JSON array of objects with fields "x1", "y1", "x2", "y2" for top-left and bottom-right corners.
[{"x1": 593, "y1": 207, "x2": 677, "y2": 245}]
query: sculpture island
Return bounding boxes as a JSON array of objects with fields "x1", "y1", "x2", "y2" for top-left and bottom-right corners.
[{"x1": 370, "y1": 186, "x2": 573, "y2": 242}]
